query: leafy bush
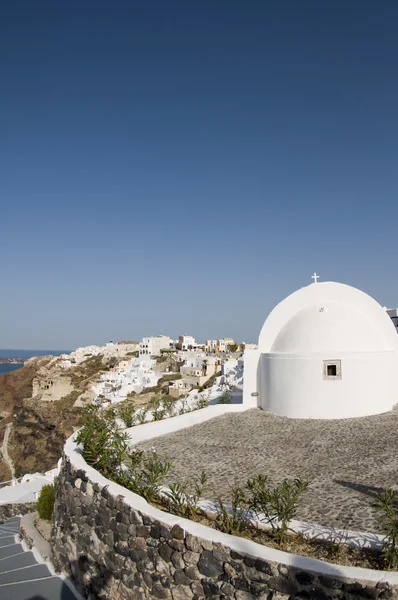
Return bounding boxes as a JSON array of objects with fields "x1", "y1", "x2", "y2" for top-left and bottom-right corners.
[
  {"x1": 164, "y1": 471, "x2": 207, "y2": 519},
  {"x1": 161, "y1": 396, "x2": 177, "y2": 418},
  {"x1": 247, "y1": 474, "x2": 308, "y2": 542},
  {"x1": 37, "y1": 480, "x2": 57, "y2": 521},
  {"x1": 118, "y1": 402, "x2": 137, "y2": 428},
  {"x1": 195, "y1": 393, "x2": 210, "y2": 410},
  {"x1": 148, "y1": 397, "x2": 166, "y2": 421},
  {"x1": 216, "y1": 486, "x2": 247, "y2": 535},
  {"x1": 75, "y1": 405, "x2": 129, "y2": 478},
  {"x1": 374, "y1": 489, "x2": 398, "y2": 569},
  {"x1": 136, "y1": 408, "x2": 148, "y2": 424},
  {"x1": 120, "y1": 450, "x2": 172, "y2": 503},
  {"x1": 218, "y1": 390, "x2": 232, "y2": 404}
]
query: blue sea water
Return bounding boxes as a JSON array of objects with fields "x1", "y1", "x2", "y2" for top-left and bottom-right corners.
[
  {"x1": 0, "y1": 364, "x2": 22, "y2": 376},
  {"x1": 0, "y1": 349, "x2": 70, "y2": 376}
]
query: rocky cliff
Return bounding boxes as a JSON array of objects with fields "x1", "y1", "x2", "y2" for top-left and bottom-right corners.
[{"x1": 0, "y1": 354, "x2": 119, "y2": 478}]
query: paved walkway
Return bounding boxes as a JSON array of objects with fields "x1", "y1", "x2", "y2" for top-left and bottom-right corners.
[
  {"x1": 136, "y1": 408, "x2": 398, "y2": 533},
  {"x1": 1, "y1": 424, "x2": 15, "y2": 481},
  {"x1": 0, "y1": 517, "x2": 78, "y2": 600}
]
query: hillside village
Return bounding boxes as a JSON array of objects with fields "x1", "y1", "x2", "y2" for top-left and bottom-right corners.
[
  {"x1": 30, "y1": 335, "x2": 253, "y2": 410},
  {"x1": 0, "y1": 334, "x2": 254, "y2": 488}
]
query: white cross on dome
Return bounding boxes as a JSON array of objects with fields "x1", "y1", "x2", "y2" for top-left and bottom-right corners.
[{"x1": 311, "y1": 272, "x2": 319, "y2": 283}]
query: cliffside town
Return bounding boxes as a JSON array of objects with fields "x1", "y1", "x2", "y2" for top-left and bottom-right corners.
[{"x1": 0, "y1": 336, "x2": 248, "y2": 482}]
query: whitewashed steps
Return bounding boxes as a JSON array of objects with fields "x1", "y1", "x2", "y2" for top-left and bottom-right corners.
[{"x1": 0, "y1": 518, "x2": 79, "y2": 600}]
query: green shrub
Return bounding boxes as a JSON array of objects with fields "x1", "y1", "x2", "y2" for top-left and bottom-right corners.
[
  {"x1": 194, "y1": 394, "x2": 210, "y2": 410},
  {"x1": 161, "y1": 396, "x2": 177, "y2": 417},
  {"x1": 75, "y1": 405, "x2": 129, "y2": 478},
  {"x1": 37, "y1": 481, "x2": 57, "y2": 521},
  {"x1": 247, "y1": 474, "x2": 308, "y2": 542},
  {"x1": 136, "y1": 408, "x2": 148, "y2": 424},
  {"x1": 120, "y1": 450, "x2": 172, "y2": 503},
  {"x1": 374, "y1": 489, "x2": 398, "y2": 569},
  {"x1": 148, "y1": 397, "x2": 166, "y2": 421},
  {"x1": 218, "y1": 390, "x2": 232, "y2": 404},
  {"x1": 164, "y1": 471, "x2": 207, "y2": 519},
  {"x1": 118, "y1": 402, "x2": 137, "y2": 428},
  {"x1": 216, "y1": 486, "x2": 247, "y2": 535}
]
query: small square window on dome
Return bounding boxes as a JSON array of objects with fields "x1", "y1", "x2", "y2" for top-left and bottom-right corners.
[{"x1": 323, "y1": 360, "x2": 341, "y2": 380}]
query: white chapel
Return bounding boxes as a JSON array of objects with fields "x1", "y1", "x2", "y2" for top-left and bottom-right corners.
[{"x1": 243, "y1": 275, "x2": 398, "y2": 419}]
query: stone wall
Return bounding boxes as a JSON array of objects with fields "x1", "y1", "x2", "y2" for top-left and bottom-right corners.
[
  {"x1": 0, "y1": 501, "x2": 36, "y2": 520},
  {"x1": 51, "y1": 448, "x2": 398, "y2": 600}
]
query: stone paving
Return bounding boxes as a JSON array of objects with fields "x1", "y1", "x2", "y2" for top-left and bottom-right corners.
[{"x1": 136, "y1": 408, "x2": 398, "y2": 534}]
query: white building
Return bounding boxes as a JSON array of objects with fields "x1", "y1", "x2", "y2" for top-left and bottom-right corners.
[
  {"x1": 205, "y1": 340, "x2": 217, "y2": 352},
  {"x1": 218, "y1": 338, "x2": 235, "y2": 352},
  {"x1": 243, "y1": 276, "x2": 398, "y2": 419},
  {"x1": 139, "y1": 335, "x2": 171, "y2": 356},
  {"x1": 243, "y1": 342, "x2": 258, "y2": 350},
  {"x1": 176, "y1": 335, "x2": 197, "y2": 350}
]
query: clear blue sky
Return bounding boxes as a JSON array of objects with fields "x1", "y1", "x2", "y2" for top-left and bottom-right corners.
[{"x1": 1, "y1": 1, "x2": 398, "y2": 350}]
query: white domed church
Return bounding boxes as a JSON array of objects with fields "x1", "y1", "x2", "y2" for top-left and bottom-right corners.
[{"x1": 243, "y1": 275, "x2": 398, "y2": 419}]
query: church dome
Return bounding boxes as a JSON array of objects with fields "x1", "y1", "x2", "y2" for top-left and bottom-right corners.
[{"x1": 259, "y1": 281, "x2": 398, "y2": 355}]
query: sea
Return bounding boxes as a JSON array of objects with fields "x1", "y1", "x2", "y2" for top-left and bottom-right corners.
[{"x1": 0, "y1": 349, "x2": 70, "y2": 376}]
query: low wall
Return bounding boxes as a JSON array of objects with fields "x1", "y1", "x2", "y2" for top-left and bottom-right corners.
[
  {"x1": 51, "y1": 434, "x2": 398, "y2": 600},
  {"x1": 0, "y1": 501, "x2": 36, "y2": 520}
]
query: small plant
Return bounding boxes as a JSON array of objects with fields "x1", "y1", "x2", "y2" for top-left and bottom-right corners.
[
  {"x1": 162, "y1": 396, "x2": 177, "y2": 418},
  {"x1": 218, "y1": 390, "x2": 232, "y2": 404},
  {"x1": 195, "y1": 393, "x2": 210, "y2": 410},
  {"x1": 374, "y1": 489, "x2": 398, "y2": 569},
  {"x1": 75, "y1": 405, "x2": 129, "y2": 478},
  {"x1": 118, "y1": 402, "x2": 137, "y2": 428},
  {"x1": 164, "y1": 471, "x2": 207, "y2": 519},
  {"x1": 37, "y1": 480, "x2": 57, "y2": 521},
  {"x1": 247, "y1": 474, "x2": 308, "y2": 543},
  {"x1": 136, "y1": 408, "x2": 148, "y2": 424},
  {"x1": 123, "y1": 450, "x2": 173, "y2": 503},
  {"x1": 178, "y1": 398, "x2": 192, "y2": 415},
  {"x1": 216, "y1": 486, "x2": 247, "y2": 535},
  {"x1": 148, "y1": 397, "x2": 167, "y2": 421}
]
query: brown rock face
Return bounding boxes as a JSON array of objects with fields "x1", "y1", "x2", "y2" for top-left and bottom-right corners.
[{"x1": 0, "y1": 357, "x2": 83, "y2": 477}]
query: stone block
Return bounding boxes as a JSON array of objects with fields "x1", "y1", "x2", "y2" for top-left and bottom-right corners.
[
  {"x1": 222, "y1": 581, "x2": 236, "y2": 596},
  {"x1": 255, "y1": 559, "x2": 273, "y2": 577},
  {"x1": 235, "y1": 591, "x2": 256, "y2": 600},
  {"x1": 202, "y1": 579, "x2": 220, "y2": 595},
  {"x1": 198, "y1": 550, "x2": 224, "y2": 578},
  {"x1": 185, "y1": 534, "x2": 202, "y2": 553},
  {"x1": 191, "y1": 581, "x2": 204, "y2": 596},
  {"x1": 183, "y1": 550, "x2": 200, "y2": 566},
  {"x1": 267, "y1": 577, "x2": 298, "y2": 596},
  {"x1": 152, "y1": 582, "x2": 172, "y2": 599},
  {"x1": 129, "y1": 548, "x2": 146, "y2": 563},
  {"x1": 317, "y1": 576, "x2": 342, "y2": 590},
  {"x1": 159, "y1": 543, "x2": 174, "y2": 562},
  {"x1": 170, "y1": 525, "x2": 185, "y2": 540},
  {"x1": 174, "y1": 569, "x2": 191, "y2": 586},
  {"x1": 184, "y1": 566, "x2": 201, "y2": 581},
  {"x1": 295, "y1": 572, "x2": 315, "y2": 586},
  {"x1": 136, "y1": 525, "x2": 150, "y2": 537},
  {"x1": 129, "y1": 511, "x2": 143, "y2": 525},
  {"x1": 168, "y1": 539, "x2": 185, "y2": 551},
  {"x1": 171, "y1": 551, "x2": 185, "y2": 570},
  {"x1": 172, "y1": 586, "x2": 193, "y2": 600}
]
